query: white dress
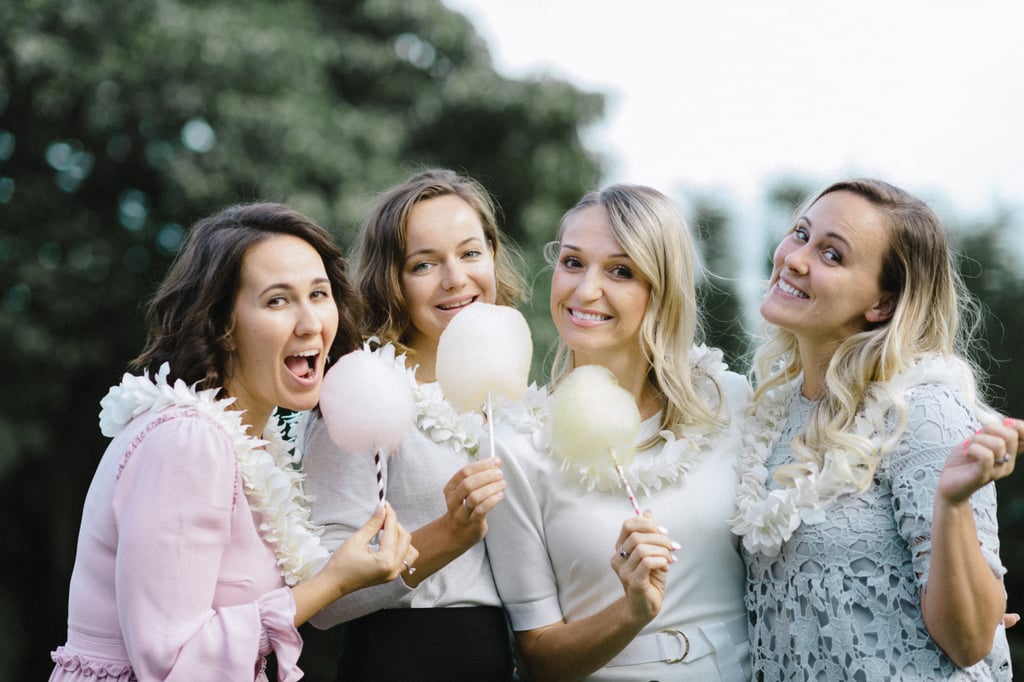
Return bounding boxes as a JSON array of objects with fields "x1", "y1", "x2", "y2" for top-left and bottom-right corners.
[
  {"x1": 301, "y1": 345, "x2": 504, "y2": 626},
  {"x1": 485, "y1": 347, "x2": 752, "y2": 681}
]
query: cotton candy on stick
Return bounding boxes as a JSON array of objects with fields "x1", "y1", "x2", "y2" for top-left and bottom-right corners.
[
  {"x1": 319, "y1": 348, "x2": 416, "y2": 504},
  {"x1": 548, "y1": 365, "x2": 643, "y2": 514},
  {"x1": 435, "y1": 303, "x2": 533, "y2": 458}
]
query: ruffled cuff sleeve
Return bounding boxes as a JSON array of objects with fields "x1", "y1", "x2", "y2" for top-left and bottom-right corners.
[{"x1": 259, "y1": 587, "x2": 303, "y2": 682}]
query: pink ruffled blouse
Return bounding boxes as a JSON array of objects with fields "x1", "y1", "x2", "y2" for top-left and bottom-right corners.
[{"x1": 49, "y1": 407, "x2": 304, "y2": 681}]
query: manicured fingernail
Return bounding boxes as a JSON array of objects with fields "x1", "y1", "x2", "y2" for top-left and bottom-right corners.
[
  {"x1": 670, "y1": 554, "x2": 678, "y2": 563},
  {"x1": 1005, "y1": 418, "x2": 1016, "y2": 427},
  {"x1": 671, "y1": 541, "x2": 682, "y2": 550},
  {"x1": 658, "y1": 526, "x2": 669, "y2": 535}
]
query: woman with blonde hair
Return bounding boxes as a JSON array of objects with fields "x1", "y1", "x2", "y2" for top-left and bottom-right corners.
[
  {"x1": 733, "y1": 178, "x2": 1019, "y2": 679},
  {"x1": 302, "y1": 169, "x2": 527, "y2": 680},
  {"x1": 486, "y1": 184, "x2": 751, "y2": 681}
]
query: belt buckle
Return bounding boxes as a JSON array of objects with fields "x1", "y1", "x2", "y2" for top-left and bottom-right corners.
[{"x1": 659, "y1": 628, "x2": 690, "y2": 663}]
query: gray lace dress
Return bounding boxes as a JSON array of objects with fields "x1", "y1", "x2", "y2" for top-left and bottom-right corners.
[{"x1": 743, "y1": 383, "x2": 1011, "y2": 681}]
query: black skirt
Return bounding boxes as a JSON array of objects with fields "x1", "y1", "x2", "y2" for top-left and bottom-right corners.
[{"x1": 334, "y1": 605, "x2": 517, "y2": 681}]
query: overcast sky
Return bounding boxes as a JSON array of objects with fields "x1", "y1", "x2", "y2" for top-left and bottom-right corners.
[{"x1": 444, "y1": 0, "x2": 1022, "y2": 216}]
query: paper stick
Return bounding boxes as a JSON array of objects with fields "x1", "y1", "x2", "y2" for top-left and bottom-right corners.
[
  {"x1": 374, "y1": 449, "x2": 385, "y2": 504},
  {"x1": 609, "y1": 448, "x2": 641, "y2": 516}
]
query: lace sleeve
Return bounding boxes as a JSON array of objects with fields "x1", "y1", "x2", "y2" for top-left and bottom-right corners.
[{"x1": 885, "y1": 384, "x2": 1005, "y2": 591}]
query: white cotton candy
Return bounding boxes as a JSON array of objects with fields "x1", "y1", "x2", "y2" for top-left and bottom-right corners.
[
  {"x1": 435, "y1": 303, "x2": 533, "y2": 413},
  {"x1": 319, "y1": 349, "x2": 416, "y2": 454},
  {"x1": 548, "y1": 365, "x2": 641, "y2": 468}
]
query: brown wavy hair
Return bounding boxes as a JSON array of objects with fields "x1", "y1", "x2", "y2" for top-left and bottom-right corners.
[
  {"x1": 132, "y1": 202, "x2": 363, "y2": 394},
  {"x1": 355, "y1": 168, "x2": 527, "y2": 357}
]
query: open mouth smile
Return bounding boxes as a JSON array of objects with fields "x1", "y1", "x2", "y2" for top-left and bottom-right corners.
[{"x1": 285, "y1": 350, "x2": 320, "y2": 380}]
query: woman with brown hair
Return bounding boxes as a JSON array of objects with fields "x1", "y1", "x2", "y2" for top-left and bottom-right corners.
[{"x1": 50, "y1": 203, "x2": 415, "y2": 681}]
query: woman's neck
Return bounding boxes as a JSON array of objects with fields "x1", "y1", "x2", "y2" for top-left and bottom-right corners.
[
  {"x1": 797, "y1": 341, "x2": 836, "y2": 400},
  {"x1": 236, "y1": 405, "x2": 268, "y2": 440},
  {"x1": 573, "y1": 351, "x2": 662, "y2": 420},
  {"x1": 406, "y1": 339, "x2": 438, "y2": 384}
]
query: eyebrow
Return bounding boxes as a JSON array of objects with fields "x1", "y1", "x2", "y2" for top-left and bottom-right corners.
[
  {"x1": 560, "y1": 242, "x2": 631, "y2": 260},
  {"x1": 258, "y1": 276, "x2": 331, "y2": 298},
  {"x1": 404, "y1": 236, "x2": 485, "y2": 263},
  {"x1": 798, "y1": 218, "x2": 852, "y2": 249}
]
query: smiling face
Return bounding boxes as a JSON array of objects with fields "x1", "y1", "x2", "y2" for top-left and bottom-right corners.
[
  {"x1": 761, "y1": 189, "x2": 894, "y2": 358},
  {"x1": 223, "y1": 233, "x2": 338, "y2": 432},
  {"x1": 550, "y1": 204, "x2": 651, "y2": 369},
  {"x1": 401, "y1": 194, "x2": 497, "y2": 363}
]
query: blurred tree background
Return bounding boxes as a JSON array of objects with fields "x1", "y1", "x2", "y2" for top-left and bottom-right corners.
[{"x1": 1, "y1": 0, "x2": 1021, "y2": 679}]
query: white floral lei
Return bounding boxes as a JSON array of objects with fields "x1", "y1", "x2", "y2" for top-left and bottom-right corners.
[
  {"x1": 502, "y1": 345, "x2": 733, "y2": 497},
  {"x1": 731, "y1": 354, "x2": 997, "y2": 558},
  {"x1": 99, "y1": 363, "x2": 329, "y2": 585},
  {"x1": 366, "y1": 340, "x2": 483, "y2": 458}
]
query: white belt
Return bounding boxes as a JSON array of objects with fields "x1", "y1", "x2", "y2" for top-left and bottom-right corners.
[{"x1": 607, "y1": 614, "x2": 748, "y2": 682}]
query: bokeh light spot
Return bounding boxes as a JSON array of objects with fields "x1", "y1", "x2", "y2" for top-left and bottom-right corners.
[
  {"x1": 156, "y1": 223, "x2": 185, "y2": 255},
  {"x1": 37, "y1": 242, "x2": 62, "y2": 270},
  {"x1": 3, "y1": 283, "x2": 30, "y2": 314},
  {"x1": 0, "y1": 131, "x2": 14, "y2": 161},
  {"x1": 118, "y1": 189, "x2": 149, "y2": 231},
  {"x1": 0, "y1": 177, "x2": 13, "y2": 203},
  {"x1": 181, "y1": 118, "x2": 216, "y2": 153}
]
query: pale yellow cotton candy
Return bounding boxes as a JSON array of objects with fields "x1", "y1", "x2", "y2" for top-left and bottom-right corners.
[
  {"x1": 548, "y1": 365, "x2": 641, "y2": 468},
  {"x1": 435, "y1": 303, "x2": 533, "y2": 413}
]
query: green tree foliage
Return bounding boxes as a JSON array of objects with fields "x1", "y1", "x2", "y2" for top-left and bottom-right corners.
[
  {"x1": 0, "y1": 1, "x2": 602, "y2": 676},
  {"x1": 954, "y1": 217, "x2": 1024, "y2": 669},
  {"x1": 691, "y1": 194, "x2": 751, "y2": 372}
]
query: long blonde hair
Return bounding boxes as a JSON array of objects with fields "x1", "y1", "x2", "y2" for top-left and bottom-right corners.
[
  {"x1": 753, "y1": 178, "x2": 986, "y2": 489},
  {"x1": 549, "y1": 184, "x2": 723, "y2": 445}
]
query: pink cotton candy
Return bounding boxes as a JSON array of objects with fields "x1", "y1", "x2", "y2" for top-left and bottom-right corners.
[
  {"x1": 319, "y1": 349, "x2": 416, "y2": 454},
  {"x1": 435, "y1": 303, "x2": 533, "y2": 413}
]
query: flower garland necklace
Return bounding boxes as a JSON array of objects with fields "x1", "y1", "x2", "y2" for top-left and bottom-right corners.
[
  {"x1": 366, "y1": 340, "x2": 482, "y2": 458},
  {"x1": 99, "y1": 363, "x2": 328, "y2": 585},
  {"x1": 730, "y1": 354, "x2": 997, "y2": 558}
]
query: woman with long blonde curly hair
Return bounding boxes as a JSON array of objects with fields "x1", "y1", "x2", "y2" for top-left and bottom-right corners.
[{"x1": 733, "y1": 178, "x2": 1021, "y2": 680}]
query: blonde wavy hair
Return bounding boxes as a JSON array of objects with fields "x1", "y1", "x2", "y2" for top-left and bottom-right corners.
[
  {"x1": 354, "y1": 168, "x2": 528, "y2": 358},
  {"x1": 548, "y1": 184, "x2": 724, "y2": 447},
  {"x1": 752, "y1": 178, "x2": 986, "y2": 490}
]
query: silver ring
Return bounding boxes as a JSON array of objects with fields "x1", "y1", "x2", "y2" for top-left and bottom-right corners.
[
  {"x1": 997, "y1": 454, "x2": 1012, "y2": 464},
  {"x1": 618, "y1": 547, "x2": 629, "y2": 559},
  {"x1": 402, "y1": 560, "x2": 416, "y2": 575}
]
